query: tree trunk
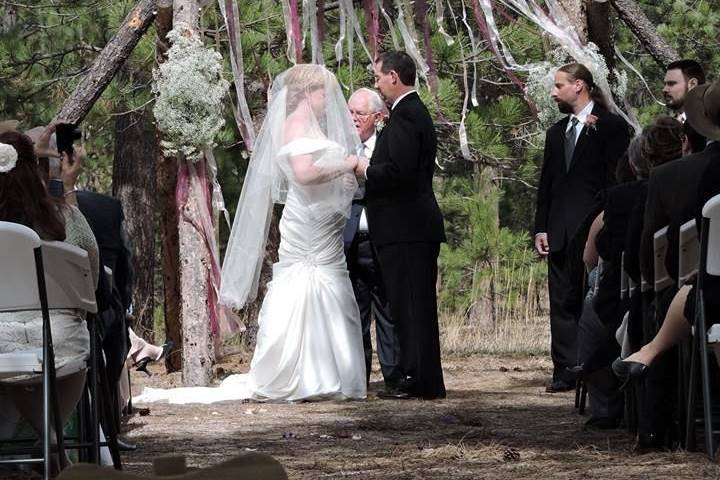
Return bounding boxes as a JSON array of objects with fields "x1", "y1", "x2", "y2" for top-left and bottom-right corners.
[
  {"x1": 558, "y1": 0, "x2": 587, "y2": 44},
  {"x1": 112, "y1": 110, "x2": 157, "y2": 342},
  {"x1": 53, "y1": 0, "x2": 157, "y2": 124},
  {"x1": 610, "y1": 0, "x2": 679, "y2": 67},
  {"x1": 155, "y1": 5, "x2": 183, "y2": 372},
  {"x1": 586, "y1": 0, "x2": 615, "y2": 74},
  {"x1": 173, "y1": 0, "x2": 215, "y2": 386}
]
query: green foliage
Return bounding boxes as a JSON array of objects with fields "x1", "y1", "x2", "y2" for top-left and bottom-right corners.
[{"x1": 437, "y1": 174, "x2": 544, "y2": 316}]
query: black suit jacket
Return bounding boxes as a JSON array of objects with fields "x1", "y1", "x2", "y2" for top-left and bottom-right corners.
[
  {"x1": 534, "y1": 104, "x2": 631, "y2": 252},
  {"x1": 639, "y1": 142, "x2": 720, "y2": 285},
  {"x1": 77, "y1": 191, "x2": 133, "y2": 309},
  {"x1": 76, "y1": 190, "x2": 134, "y2": 383},
  {"x1": 365, "y1": 92, "x2": 446, "y2": 245}
]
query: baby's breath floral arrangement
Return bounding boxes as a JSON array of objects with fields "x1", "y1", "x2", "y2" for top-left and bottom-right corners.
[
  {"x1": 152, "y1": 23, "x2": 230, "y2": 160},
  {"x1": 523, "y1": 42, "x2": 627, "y2": 130}
]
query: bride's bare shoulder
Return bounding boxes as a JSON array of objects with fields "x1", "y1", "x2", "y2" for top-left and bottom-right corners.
[{"x1": 283, "y1": 113, "x2": 308, "y2": 143}]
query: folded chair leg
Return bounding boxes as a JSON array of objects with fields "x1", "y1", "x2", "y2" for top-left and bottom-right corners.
[
  {"x1": 579, "y1": 381, "x2": 587, "y2": 415},
  {"x1": 686, "y1": 333, "x2": 699, "y2": 451},
  {"x1": 697, "y1": 294, "x2": 715, "y2": 460},
  {"x1": 47, "y1": 350, "x2": 67, "y2": 471}
]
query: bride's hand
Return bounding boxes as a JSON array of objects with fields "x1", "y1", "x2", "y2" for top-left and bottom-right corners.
[
  {"x1": 345, "y1": 154, "x2": 359, "y2": 172},
  {"x1": 342, "y1": 173, "x2": 357, "y2": 192}
]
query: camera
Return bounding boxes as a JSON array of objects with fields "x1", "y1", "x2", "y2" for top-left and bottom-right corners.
[{"x1": 55, "y1": 123, "x2": 82, "y2": 157}]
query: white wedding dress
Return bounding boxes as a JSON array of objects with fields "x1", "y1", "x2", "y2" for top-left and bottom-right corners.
[{"x1": 135, "y1": 138, "x2": 367, "y2": 404}]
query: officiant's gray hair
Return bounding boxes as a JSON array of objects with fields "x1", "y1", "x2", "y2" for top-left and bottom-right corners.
[{"x1": 351, "y1": 88, "x2": 385, "y2": 113}]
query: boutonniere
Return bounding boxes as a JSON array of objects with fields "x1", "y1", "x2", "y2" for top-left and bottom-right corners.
[
  {"x1": 375, "y1": 119, "x2": 386, "y2": 134},
  {"x1": 585, "y1": 114, "x2": 599, "y2": 135}
]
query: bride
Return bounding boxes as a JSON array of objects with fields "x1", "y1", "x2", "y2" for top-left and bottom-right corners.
[{"x1": 135, "y1": 65, "x2": 367, "y2": 404}]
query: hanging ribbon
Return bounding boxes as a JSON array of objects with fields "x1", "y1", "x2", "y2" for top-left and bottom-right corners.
[
  {"x1": 304, "y1": 0, "x2": 324, "y2": 64},
  {"x1": 460, "y1": 0, "x2": 480, "y2": 107},
  {"x1": 204, "y1": 147, "x2": 231, "y2": 229},
  {"x1": 414, "y1": 0, "x2": 440, "y2": 92},
  {"x1": 434, "y1": 0, "x2": 455, "y2": 46},
  {"x1": 394, "y1": 0, "x2": 429, "y2": 84},
  {"x1": 281, "y1": 0, "x2": 303, "y2": 63},
  {"x1": 346, "y1": 8, "x2": 355, "y2": 90},
  {"x1": 471, "y1": 0, "x2": 526, "y2": 94},
  {"x1": 338, "y1": 0, "x2": 373, "y2": 63},
  {"x1": 218, "y1": 0, "x2": 256, "y2": 152},
  {"x1": 363, "y1": 0, "x2": 380, "y2": 60},
  {"x1": 334, "y1": 0, "x2": 346, "y2": 63},
  {"x1": 316, "y1": 0, "x2": 326, "y2": 47},
  {"x1": 176, "y1": 157, "x2": 224, "y2": 337},
  {"x1": 450, "y1": 0, "x2": 474, "y2": 160},
  {"x1": 377, "y1": 0, "x2": 401, "y2": 50}
]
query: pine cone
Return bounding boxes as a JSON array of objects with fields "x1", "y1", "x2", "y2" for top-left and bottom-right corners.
[{"x1": 503, "y1": 447, "x2": 520, "y2": 462}]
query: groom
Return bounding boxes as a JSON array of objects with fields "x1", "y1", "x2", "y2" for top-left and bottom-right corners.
[{"x1": 355, "y1": 51, "x2": 447, "y2": 400}]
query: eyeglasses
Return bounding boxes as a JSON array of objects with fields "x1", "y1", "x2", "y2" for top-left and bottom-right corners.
[{"x1": 350, "y1": 110, "x2": 376, "y2": 119}]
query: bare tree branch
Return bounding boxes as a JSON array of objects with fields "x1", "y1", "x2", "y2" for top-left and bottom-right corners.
[{"x1": 610, "y1": 0, "x2": 679, "y2": 67}]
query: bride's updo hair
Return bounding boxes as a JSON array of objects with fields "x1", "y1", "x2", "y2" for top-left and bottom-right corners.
[{"x1": 285, "y1": 64, "x2": 329, "y2": 113}]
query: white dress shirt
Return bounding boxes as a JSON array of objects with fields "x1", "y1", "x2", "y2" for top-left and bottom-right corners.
[{"x1": 565, "y1": 100, "x2": 594, "y2": 145}]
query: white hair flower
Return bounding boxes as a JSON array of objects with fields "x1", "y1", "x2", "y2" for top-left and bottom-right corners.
[{"x1": 0, "y1": 143, "x2": 18, "y2": 173}]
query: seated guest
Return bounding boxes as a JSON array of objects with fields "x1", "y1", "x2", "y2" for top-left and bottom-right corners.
[
  {"x1": 578, "y1": 118, "x2": 685, "y2": 429},
  {"x1": 623, "y1": 118, "x2": 687, "y2": 352},
  {"x1": 0, "y1": 131, "x2": 99, "y2": 459},
  {"x1": 614, "y1": 80, "x2": 720, "y2": 375}
]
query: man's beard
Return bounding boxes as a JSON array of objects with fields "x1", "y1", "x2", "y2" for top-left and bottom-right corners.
[
  {"x1": 664, "y1": 95, "x2": 682, "y2": 111},
  {"x1": 556, "y1": 100, "x2": 573, "y2": 114}
]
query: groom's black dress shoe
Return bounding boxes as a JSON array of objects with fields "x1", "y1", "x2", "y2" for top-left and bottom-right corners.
[
  {"x1": 377, "y1": 388, "x2": 412, "y2": 400},
  {"x1": 545, "y1": 379, "x2": 574, "y2": 393},
  {"x1": 377, "y1": 378, "x2": 415, "y2": 400}
]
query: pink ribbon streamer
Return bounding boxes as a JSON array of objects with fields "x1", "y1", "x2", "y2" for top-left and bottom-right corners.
[
  {"x1": 470, "y1": 0, "x2": 526, "y2": 95},
  {"x1": 176, "y1": 158, "x2": 224, "y2": 337},
  {"x1": 282, "y1": 0, "x2": 304, "y2": 63},
  {"x1": 362, "y1": 0, "x2": 380, "y2": 60}
]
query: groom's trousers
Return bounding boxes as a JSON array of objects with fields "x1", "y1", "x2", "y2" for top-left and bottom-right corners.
[
  {"x1": 347, "y1": 233, "x2": 402, "y2": 385},
  {"x1": 376, "y1": 241, "x2": 446, "y2": 399}
]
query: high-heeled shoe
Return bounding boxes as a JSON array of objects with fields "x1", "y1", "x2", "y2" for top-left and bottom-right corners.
[
  {"x1": 611, "y1": 357, "x2": 648, "y2": 387},
  {"x1": 134, "y1": 340, "x2": 174, "y2": 376}
]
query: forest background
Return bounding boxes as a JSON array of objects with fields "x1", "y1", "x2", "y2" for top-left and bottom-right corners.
[{"x1": 1, "y1": 0, "x2": 719, "y2": 364}]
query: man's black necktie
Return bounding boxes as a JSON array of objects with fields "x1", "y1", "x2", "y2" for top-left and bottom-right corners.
[{"x1": 564, "y1": 117, "x2": 579, "y2": 171}]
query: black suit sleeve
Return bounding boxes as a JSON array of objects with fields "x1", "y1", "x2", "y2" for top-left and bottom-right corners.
[
  {"x1": 116, "y1": 221, "x2": 134, "y2": 310},
  {"x1": 534, "y1": 129, "x2": 553, "y2": 234},
  {"x1": 602, "y1": 116, "x2": 631, "y2": 186},
  {"x1": 366, "y1": 110, "x2": 421, "y2": 193}
]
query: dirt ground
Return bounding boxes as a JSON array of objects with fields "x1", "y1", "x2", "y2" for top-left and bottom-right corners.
[{"x1": 123, "y1": 354, "x2": 720, "y2": 479}]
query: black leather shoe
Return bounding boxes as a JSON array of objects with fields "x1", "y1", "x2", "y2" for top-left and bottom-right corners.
[
  {"x1": 583, "y1": 416, "x2": 621, "y2": 430},
  {"x1": 377, "y1": 386, "x2": 412, "y2": 400},
  {"x1": 611, "y1": 358, "x2": 648, "y2": 381},
  {"x1": 545, "y1": 379, "x2": 574, "y2": 393}
]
